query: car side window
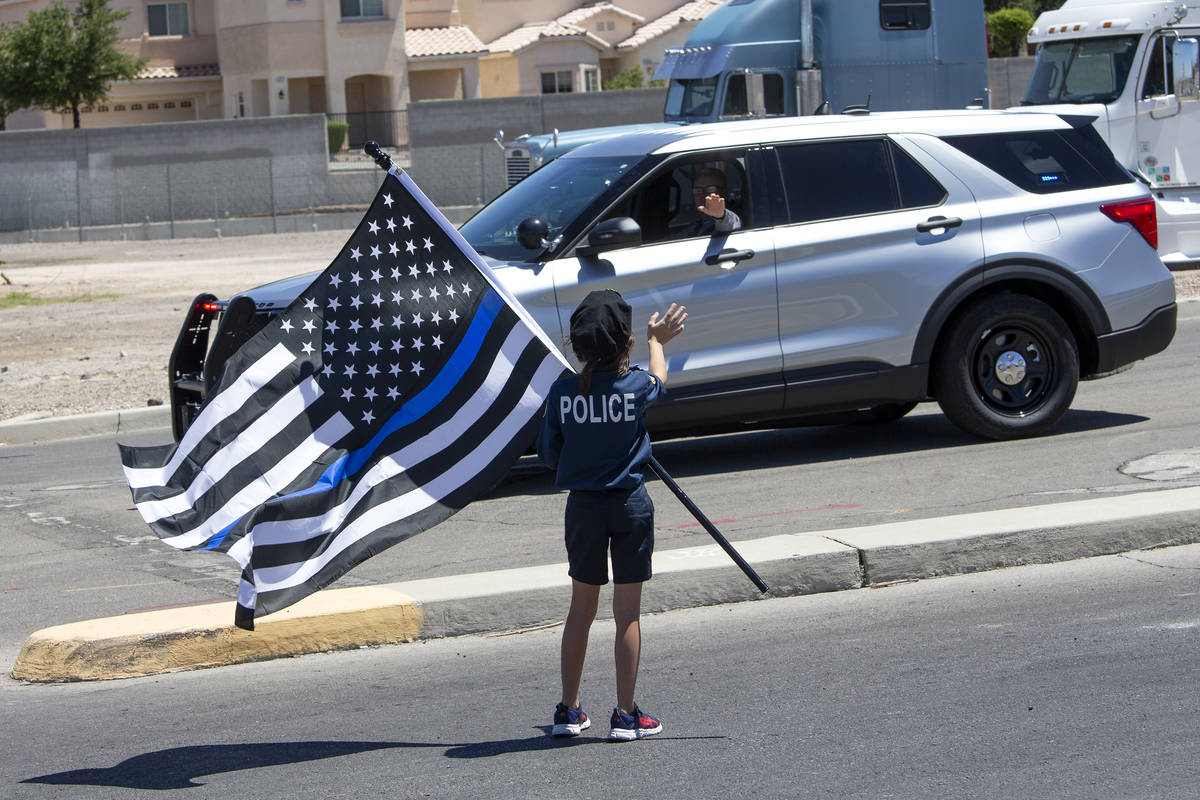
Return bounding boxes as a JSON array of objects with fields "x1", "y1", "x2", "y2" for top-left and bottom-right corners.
[
  {"x1": 775, "y1": 139, "x2": 898, "y2": 223},
  {"x1": 612, "y1": 153, "x2": 754, "y2": 244},
  {"x1": 943, "y1": 128, "x2": 1133, "y2": 194},
  {"x1": 1141, "y1": 36, "x2": 1178, "y2": 99},
  {"x1": 891, "y1": 142, "x2": 947, "y2": 208}
]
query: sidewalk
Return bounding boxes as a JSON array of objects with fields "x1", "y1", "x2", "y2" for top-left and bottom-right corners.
[{"x1": 13, "y1": 478, "x2": 1200, "y2": 682}]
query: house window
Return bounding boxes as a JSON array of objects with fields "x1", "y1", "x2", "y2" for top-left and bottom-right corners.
[
  {"x1": 340, "y1": 0, "x2": 384, "y2": 18},
  {"x1": 131, "y1": 103, "x2": 143, "y2": 110},
  {"x1": 584, "y1": 68, "x2": 599, "y2": 92},
  {"x1": 147, "y1": 2, "x2": 189, "y2": 36},
  {"x1": 880, "y1": 0, "x2": 930, "y2": 30},
  {"x1": 147, "y1": 102, "x2": 160, "y2": 110},
  {"x1": 164, "y1": 101, "x2": 176, "y2": 109},
  {"x1": 114, "y1": 104, "x2": 126, "y2": 111},
  {"x1": 98, "y1": 105, "x2": 108, "y2": 112},
  {"x1": 181, "y1": 99, "x2": 193, "y2": 108},
  {"x1": 541, "y1": 70, "x2": 573, "y2": 94},
  {"x1": 237, "y1": 91, "x2": 245, "y2": 118}
]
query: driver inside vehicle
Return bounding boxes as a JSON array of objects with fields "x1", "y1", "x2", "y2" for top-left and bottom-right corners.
[
  {"x1": 674, "y1": 166, "x2": 743, "y2": 239},
  {"x1": 624, "y1": 160, "x2": 748, "y2": 244}
]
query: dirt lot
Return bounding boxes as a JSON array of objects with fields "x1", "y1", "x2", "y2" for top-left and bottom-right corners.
[
  {"x1": 1, "y1": 232, "x2": 1197, "y2": 422},
  {"x1": 0, "y1": 231, "x2": 348, "y2": 422}
]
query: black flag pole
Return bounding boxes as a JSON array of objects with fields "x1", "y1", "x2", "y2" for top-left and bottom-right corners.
[
  {"x1": 647, "y1": 456, "x2": 769, "y2": 593},
  {"x1": 361, "y1": 143, "x2": 768, "y2": 594}
]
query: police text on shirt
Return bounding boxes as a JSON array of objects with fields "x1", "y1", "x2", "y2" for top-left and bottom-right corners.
[{"x1": 560, "y1": 393, "x2": 637, "y2": 424}]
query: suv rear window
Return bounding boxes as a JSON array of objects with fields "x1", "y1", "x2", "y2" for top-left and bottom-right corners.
[
  {"x1": 774, "y1": 139, "x2": 946, "y2": 224},
  {"x1": 943, "y1": 125, "x2": 1133, "y2": 194}
]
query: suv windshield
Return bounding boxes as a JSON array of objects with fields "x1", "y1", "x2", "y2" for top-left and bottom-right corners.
[
  {"x1": 664, "y1": 77, "x2": 719, "y2": 119},
  {"x1": 460, "y1": 155, "x2": 646, "y2": 264},
  {"x1": 1022, "y1": 34, "x2": 1141, "y2": 105}
]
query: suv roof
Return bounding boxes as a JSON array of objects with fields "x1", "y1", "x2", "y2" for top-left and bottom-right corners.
[{"x1": 567, "y1": 109, "x2": 1082, "y2": 158}]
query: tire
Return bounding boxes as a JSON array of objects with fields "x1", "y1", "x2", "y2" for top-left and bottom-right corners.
[{"x1": 932, "y1": 295, "x2": 1079, "y2": 440}]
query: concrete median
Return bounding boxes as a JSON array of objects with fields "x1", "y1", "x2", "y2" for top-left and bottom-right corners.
[{"x1": 12, "y1": 486, "x2": 1200, "y2": 683}]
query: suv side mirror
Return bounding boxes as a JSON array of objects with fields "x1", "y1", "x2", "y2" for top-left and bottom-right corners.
[
  {"x1": 1173, "y1": 38, "x2": 1200, "y2": 100},
  {"x1": 577, "y1": 217, "x2": 642, "y2": 258}
]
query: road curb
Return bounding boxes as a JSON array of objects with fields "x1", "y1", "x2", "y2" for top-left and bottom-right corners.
[
  {"x1": 0, "y1": 406, "x2": 170, "y2": 446},
  {"x1": 12, "y1": 486, "x2": 1200, "y2": 683},
  {"x1": 11, "y1": 585, "x2": 424, "y2": 682}
]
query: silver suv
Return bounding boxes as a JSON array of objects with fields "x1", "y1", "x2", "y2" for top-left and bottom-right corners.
[{"x1": 170, "y1": 110, "x2": 1176, "y2": 441}]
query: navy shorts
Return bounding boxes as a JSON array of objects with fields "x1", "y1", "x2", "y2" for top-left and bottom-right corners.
[{"x1": 564, "y1": 484, "x2": 654, "y2": 586}]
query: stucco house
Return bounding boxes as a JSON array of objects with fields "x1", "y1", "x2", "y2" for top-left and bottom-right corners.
[{"x1": 0, "y1": 0, "x2": 720, "y2": 135}]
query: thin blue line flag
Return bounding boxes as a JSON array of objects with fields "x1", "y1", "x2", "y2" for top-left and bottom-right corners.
[{"x1": 118, "y1": 167, "x2": 570, "y2": 630}]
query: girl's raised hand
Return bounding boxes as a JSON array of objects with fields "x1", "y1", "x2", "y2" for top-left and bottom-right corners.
[{"x1": 648, "y1": 303, "x2": 687, "y2": 345}]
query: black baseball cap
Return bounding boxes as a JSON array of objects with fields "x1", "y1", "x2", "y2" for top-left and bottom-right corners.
[{"x1": 569, "y1": 289, "x2": 632, "y2": 361}]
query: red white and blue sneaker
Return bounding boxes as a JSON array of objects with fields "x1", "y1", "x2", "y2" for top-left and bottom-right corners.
[
  {"x1": 608, "y1": 706, "x2": 663, "y2": 741},
  {"x1": 551, "y1": 703, "x2": 591, "y2": 737}
]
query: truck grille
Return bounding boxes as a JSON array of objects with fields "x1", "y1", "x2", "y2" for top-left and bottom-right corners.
[{"x1": 506, "y1": 156, "x2": 531, "y2": 187}]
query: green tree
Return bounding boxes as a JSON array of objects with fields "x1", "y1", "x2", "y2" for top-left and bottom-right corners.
[
  {"x1": 988, "y1": 7, "x2": 1036, "y2": 57},
  {"x1": 985, "y1": 0, "x2": 1062, "y2": 16},
  {"x1": 1, "y1": 0, "x2": 144, "y2": 129},
  {"x1": 0, "y1": 25, "x2": 35, "y2": 129},
  {"x1": 603, "y1": 65, "x2": 666, "y2": 90},
  {"x1": 604, "y1": 65, "x2": 646, "y2": 90}
]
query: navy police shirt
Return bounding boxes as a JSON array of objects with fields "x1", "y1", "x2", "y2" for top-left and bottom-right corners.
[{"x1": 539, "y1": 366, "x2": 664, "y2": 491}]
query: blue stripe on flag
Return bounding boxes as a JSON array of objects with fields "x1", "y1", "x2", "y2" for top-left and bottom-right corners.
[{"x1": 201, "y1": 288, "x2": 505, "y2": 552}]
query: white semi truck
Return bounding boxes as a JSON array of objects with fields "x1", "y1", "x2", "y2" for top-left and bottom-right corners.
[{"x1": 1024, "y1": 0, "x2": 1200, "y2": 266}]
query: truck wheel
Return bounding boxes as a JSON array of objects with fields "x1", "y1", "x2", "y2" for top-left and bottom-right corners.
[{"x1": 932, "y1": 295, "x2": 1079, "y2": 440}]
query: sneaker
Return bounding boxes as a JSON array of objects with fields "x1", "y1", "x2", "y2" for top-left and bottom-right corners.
[
  {"x1": 608, "y1": 706, "x2": 662, "y2": 741},
  {"x1": 551, "y1": 702, "x2": 591, "y2": 737}
]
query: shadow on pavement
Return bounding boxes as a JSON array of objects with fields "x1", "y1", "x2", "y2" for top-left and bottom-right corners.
[
  {"x1": 23, "y1": 732, "x2": 727, "y2": 787},
  {"x1": 443, "y1": 726, "x2": 723, "y2": 757},
  {"x1": 490, "y1": 407, "x2": 1148, "y2": 495},
  {"x1": 22, "y1": 741, "x2": 433, "y2": 789}
]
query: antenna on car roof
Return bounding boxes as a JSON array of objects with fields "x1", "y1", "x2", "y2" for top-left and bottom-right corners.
[
  {"x1": 841, "y1": 92, "x2": 872, "y2": 115},
  {"x1": 364, "y1": 140, "x2": 393, "y2": 172}
]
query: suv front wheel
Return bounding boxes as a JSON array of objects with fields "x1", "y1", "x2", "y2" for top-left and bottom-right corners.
[{"x1": 933, "y1": 295, "x2": 1080, "y2": 440}]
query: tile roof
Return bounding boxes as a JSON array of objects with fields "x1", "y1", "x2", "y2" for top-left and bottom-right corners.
[
  {"x1": 617, "y1": 0, "x2": 722, "y2": 50},
  {"x1": 135, "y1": 63, "x2": 220, "y2": 80},
  {"x1": 557, "y1": 3, "x2": 644, "y2": 26},
  {"x1": 487, "y1": 20, "x2": 609, "y2": 54},
  {"x1": 406, "y1": 25, "x2": 488, "y2": 59}
]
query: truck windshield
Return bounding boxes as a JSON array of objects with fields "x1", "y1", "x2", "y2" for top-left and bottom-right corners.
[
  {"x1": 459, "y1": 155, "x2": 645, "y2": 264},
  {"x1": 1022, "y1": 35, "x2": 1140, "y2": 105},
  {"x1": 664, "y1": 78, "x2": 719, "y2": 119}
]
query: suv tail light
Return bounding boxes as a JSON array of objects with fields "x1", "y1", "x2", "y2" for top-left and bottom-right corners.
[{"x1": 1100, "y1": 198, "x2": 1157, "y2": 250}]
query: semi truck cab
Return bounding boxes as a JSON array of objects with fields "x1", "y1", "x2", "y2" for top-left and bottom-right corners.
[{"x1": 1025, "y1": 0, "x2": 1200, "y2": 266}]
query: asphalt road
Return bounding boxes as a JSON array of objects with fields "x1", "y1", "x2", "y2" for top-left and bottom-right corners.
[
  {"x1": 3, "y1": 543, "x2": 1198, "y2": 799},
  {"x1": 2, "y1": 302, "x2": 1198, "y2": 675}
]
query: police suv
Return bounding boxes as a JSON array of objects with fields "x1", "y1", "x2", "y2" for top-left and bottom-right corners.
[{"x1": 170, "y1": 110, "x2": 1177, "y2": 442}]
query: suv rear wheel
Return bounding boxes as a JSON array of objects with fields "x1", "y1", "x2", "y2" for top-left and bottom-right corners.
[{"x1": 933, "y1": 295, "x2": 1079, "y2": 440}]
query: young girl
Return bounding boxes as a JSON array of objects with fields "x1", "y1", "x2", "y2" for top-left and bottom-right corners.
[{"x1": 539, "y1": 289, "x2": 687, "y2": 741}]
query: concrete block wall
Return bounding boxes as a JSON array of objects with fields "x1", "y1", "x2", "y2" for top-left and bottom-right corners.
[
  {"x1": 988, "y1": 56, "x2": 1036, "y2": 109},
  {"x1": 0, "y1": 69, "x2": 1042, "y2": 239},
  {"x1": 0, "y1": 115, "x2": 330, "y2": 232}
]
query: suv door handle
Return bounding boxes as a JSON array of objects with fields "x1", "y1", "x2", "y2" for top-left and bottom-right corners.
[
  {"x1": 705, "y1": 248, "x2": 755, "y2": 266},
  {"x1": 916, "y1": 216, "x2": 963, "y2": 233}
]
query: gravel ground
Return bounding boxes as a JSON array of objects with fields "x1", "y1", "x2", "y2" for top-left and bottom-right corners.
[{"x1": 1, "y1": 232, "x2": 1197, "y2": 422}]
